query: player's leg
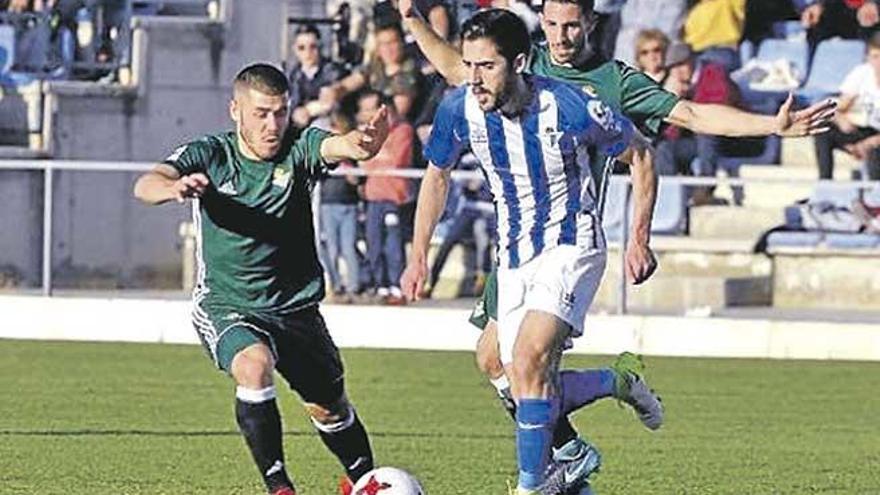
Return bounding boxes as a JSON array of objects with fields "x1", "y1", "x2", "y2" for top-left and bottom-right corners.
[
  {"x1": 229, "y1": 342, "x2": 296, "y2": 495},
  {"x1": 509, "y1": 310, "x2": 570, "y2": 494},
  {"x1": 473, "y1": 271, "x2": 582, "y2": 447},
  {"x1": 273, "y1": 307, "x2": 374, "y2": 489},
  {"x1": 193, "y1": 304, "x2": 295, "y2": 494},
  {"x1": 476, "y1": 319, "x2": 581, "y2": 450}
]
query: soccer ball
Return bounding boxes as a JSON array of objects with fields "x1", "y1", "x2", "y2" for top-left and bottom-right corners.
[{"x1": 351, "y1": 467, "x2": 425, "y2": 495}]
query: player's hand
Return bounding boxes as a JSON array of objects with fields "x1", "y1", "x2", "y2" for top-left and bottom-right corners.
[
  {"x1": 292, "y1": 106, "x2": 311, "y2": 127},
  {"x1": 343, "y1": 105, "x2": 390, "y2": 161},
  {"x1": 845, "y1": 137, "x2": 877, "y2": 160},
  {"x1": 172, "y1": 173, "x2": 209, "y2": 203},
  {"x1": 858, "y1": 1, "x2": 880, "y2": 27},
  {"x1": 624, "y1": 239, "x2": 657, "y2": 285},
  {"x1": 774, "y1": 93, "x2": 836, "y2": 137},
  {"x1": 319, "y1": 86, "x2": 340, "y2": 107},
  {"x1": 801, "y1": 4, "x2": 823, "y2": 27},
  {"x1": 398, "y1": 0, "x2": 416, "y2": 18},
  {"x1": 401, "y1": 256, "x2": 428, "y2": 302}
]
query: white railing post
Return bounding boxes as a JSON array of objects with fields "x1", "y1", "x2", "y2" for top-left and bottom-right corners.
[{"x1": 41, "y1": 164, "x2": 53, "y2": 296}]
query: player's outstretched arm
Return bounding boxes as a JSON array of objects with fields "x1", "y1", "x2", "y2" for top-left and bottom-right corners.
[
  {"x1": 666, "y1": 94, "x2": 836, "y2": 137},
  {"x1": 320, "y1": 106, "x2": 390, "y2": 163},
  {"x1": 616, "y1": 133, "x2": 658, "y2": 285},
  {"x1": 133, "y1": 164, "x2": 209, "y2": 205},
  {"x1": 401, "y1": 164, "x2": 452, "y2": 301},
  {"x1": 398, "y1": 0, "x2": 466, "y2": 85}
]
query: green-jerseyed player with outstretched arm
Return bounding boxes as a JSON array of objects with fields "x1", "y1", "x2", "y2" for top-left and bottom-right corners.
[
  {"x1": 398, "y1": 0, "x2": 836, "y2": 493},
  {"x1": 134, "y1": 64, "x2": 389, "y2": 495}
]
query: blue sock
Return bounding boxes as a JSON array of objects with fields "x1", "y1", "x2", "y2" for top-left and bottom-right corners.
[
  {"x1": 560, "y1": 368, "x2": 615, "y2": 415},
  {"x1": 516, "y1": 398, "x2": 559, "y2": 490}
]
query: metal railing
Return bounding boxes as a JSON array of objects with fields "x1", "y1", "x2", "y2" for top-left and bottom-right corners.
[{"x1": 0, "y1": 159, "x2": 877, "y2": 314}]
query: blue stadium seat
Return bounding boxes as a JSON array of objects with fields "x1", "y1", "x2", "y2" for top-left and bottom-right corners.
[
  {"x1": 766, "y1": 231, "x2": 824, "y2": 248},
  {"x1": 0, "y1": 24, "x2": 14, "y2": 85},
  {"x1": 651, "y1": 180, "x2": 689, "y2": 235},
  {"x1": 601, "y1": 177, "x2": 688, "y2": 242},
  {"x1": 601, "y1": 177, "x2": 627, "y2": 243},
  {"x1": 798, "y1": 38, "x2": 866, "y2": 103},
  {"x1": 825, "y1": 233, "x2": 880, "y2": 249},
  {"x1": 772, "y1": 21, "x2": 806, "y2": 40}
]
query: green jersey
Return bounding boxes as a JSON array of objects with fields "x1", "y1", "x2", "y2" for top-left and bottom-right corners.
[
  {"x1": 528, "y1": 44, "x2": 680, "y2": 138},
  {"x1": 166, "y1": 128, "x2": 331, "y2": 315}
]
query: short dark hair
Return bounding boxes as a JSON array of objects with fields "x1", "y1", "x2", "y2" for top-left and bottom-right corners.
[
  {"x1": 461, "y1": 9, "x2": 531, "y2": 65},
  {"x1": 294, "y1": 23, "x2": 321, "y2": 40},
  {"x1": 542, "y1": 0, "x2": 595, "y2": 16},
  {"x1": 234, "y1": 63, "x2": 289, "y2": 96},
  {"x1": 375, "y1": 21, "x2": 405, "y2": 41},
  {"x1": 357, "y1": 89, "x2": 394, "y2": 111}
]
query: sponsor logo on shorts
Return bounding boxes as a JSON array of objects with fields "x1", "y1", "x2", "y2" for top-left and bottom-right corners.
[{"x1": 562, "y1": 292, "x2": 576, "y2": 308}]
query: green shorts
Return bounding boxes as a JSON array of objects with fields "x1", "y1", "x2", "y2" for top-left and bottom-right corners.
[
  {"x1": 468, "y1": 268, "x2": 498, "y2": 330},
  {"x1": 192, "y1": 302, "x2": 344, "y2": 405}
]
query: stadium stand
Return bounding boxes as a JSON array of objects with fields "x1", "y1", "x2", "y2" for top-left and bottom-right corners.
[{"x1": 797, "y1": 38, "x2": 867, "y2": 102}]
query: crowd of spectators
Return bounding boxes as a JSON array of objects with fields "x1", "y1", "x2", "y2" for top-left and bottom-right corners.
[{"x1": 0, "y1": 0, "x2": 215, "y2": 83}]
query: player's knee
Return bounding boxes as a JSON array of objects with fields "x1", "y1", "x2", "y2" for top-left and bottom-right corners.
[
  {"x1": 305, "y1": 397, "x2": 353, "y2": 429},
  {"x1": 511, "y1": 343, "x2": 549, "y2": 389},
  {"x1": 230, "y1": 346, "x2": 274, "y2": 388}
]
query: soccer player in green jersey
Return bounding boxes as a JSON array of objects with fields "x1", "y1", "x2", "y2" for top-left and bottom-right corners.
[
  {"x1": 398, "y1": 0, "x2": 836, "y2": 492},
  {"x1": 133, "y1": 64, "x2": 389, "y2": 495}
]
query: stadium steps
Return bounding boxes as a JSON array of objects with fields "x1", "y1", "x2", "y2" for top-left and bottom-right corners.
[
  {"x1": 689, "y1": 205, "x2": 784, "y2": 241},
  {"x1": 772, "y1": 247, "x2": 880, "y2": 310},
  {"x1": 597, "y1": 237, "x2": 772, "y2": 311}
]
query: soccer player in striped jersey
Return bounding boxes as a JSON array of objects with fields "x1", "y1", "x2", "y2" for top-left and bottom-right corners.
[
  {"x1": 400, "y1": 0, "x2": 836, "y2": 491},
  {"x1": 133, "y1": 64, "x2": 389, "y2": 495},
  {"x1": 401, "y1": 10, "x2": 655, "y2": 494}
]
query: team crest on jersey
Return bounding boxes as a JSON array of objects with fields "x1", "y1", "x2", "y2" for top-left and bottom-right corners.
[
  {"x1": 587, "y1": 100, "x2": 619, "y2": 133},
  {"x1": 581, "y1": 85, "x2": 598, "y2": 97},
  {"x1": 272, "y1": 166, "x2": 291, "y2": 188},
  {"x1": 471, "y1": 128, "x2": 488, "y2": 143}
]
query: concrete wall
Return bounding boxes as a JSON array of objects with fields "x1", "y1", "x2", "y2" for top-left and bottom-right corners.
[{"x1": 1, "y1": 294, "x2": 878, "y2": 361}]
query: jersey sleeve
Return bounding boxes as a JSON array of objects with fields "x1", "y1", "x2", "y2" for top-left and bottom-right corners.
[
  {"x1": 423, "y1": 89, "x2": 468, "y2": 169},
  {"x1": 291, "y1": 127, "x2": 333, "y2": 181},
  {"x1": 162, "y1": 138, "x2": 218, "y2": 176},
  {"x1": 583, "y1": 98, "x2": 634, "y2": 157},
  {"x1": 617, "y1": 61, "x2": 680, "y2": 138}
]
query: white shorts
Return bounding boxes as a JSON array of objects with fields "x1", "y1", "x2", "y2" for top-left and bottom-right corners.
[{"x1": 496, "y1": 243, "x2": 607, "y2": 365}]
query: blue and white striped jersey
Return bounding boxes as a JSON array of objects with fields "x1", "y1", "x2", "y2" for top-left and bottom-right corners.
[{"x1": 424, "y1": 75, "x2": 633, "y2": 268}]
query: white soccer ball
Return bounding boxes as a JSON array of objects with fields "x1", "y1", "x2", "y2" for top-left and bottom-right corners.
[{"x1": 351, "y1": 467, "x2": 425, "y2": 495}]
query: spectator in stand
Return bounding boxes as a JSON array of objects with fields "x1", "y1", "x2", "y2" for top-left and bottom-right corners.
[
  {"x1": 684, "y1": 0, "x2": 746, "y2": 73},
  {"x1": 424, "y1": 174, "x2": 495, "y2": 298},
  {"x1": 287, "y1": 23, "x2": 347, "y2": 132},
  {"x1": 813, "y1": 32, "x2": 880, "y2": 180},
  {"x1": 324, "y1": 22, "x2": 422, "y2": 121},
  {"x1": 801, "y1": 0, "x2": 880, "y2": 50},
  {"x1": 374, "y1": 0, "x2": 452, "y2": 42},
  {"x1": 615, "y1": 0, "x2": 687, "y2": 65},
  {"x1": 3, "y1": 0, "x2": 51, "y2": 73},
  {"x1": 656, "y1": 42, "x2": 737, "y2": 204},
  {"x1": 741, "y1": 0, "x2": 799, "y2": 47},
  {"x1": 319, "y1": 111, "x2": 363, "y2": 304},
  {"x1": 634, "y1": 29, "x2": 671, "y2": 82},
  {"x1": 357, "y1": 90, "x2": 414, "y2": 305}
]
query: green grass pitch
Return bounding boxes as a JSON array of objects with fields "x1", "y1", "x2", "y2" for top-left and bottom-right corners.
[{"x1": 1, "y1": 338, "x2": 879, "y2": 494}]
